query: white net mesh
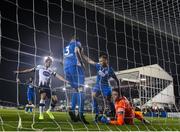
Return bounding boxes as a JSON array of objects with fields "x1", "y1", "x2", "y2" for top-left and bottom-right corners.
[{"x1": 0, "y1": 0, "x2": 180, "y2": 131}]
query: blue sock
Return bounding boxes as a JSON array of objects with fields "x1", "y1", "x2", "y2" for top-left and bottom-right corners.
[
  {"x1": 25, "y1": 107, "x2": 29, "y2": 112},
  {"x1": 71, "y1": 93, "x2": 77, "y2": 113},
  {"x1": 93, "y1": 97, "x2": 99, "y2": 115},
  {"x1": 78, "y1": 92, "x2": 84, "y2": 115},
  {"x1": 29, "y1": 107, "x2": 32, "y2": 112}
]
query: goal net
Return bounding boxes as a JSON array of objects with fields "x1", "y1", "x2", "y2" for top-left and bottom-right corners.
[{"x1": 0, "y1": 0, "x2": 180, "y2": 131}]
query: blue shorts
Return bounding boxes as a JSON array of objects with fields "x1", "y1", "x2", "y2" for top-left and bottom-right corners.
[
  {"x1": 64, "y1": 65, "x2": 85, "y2": 88},
  {"x1": 92, "y1": 85, "x2": 112, "y2": 97},
  {"x1": 27, "y1": 92, "x2": 34, "y2": 101}
]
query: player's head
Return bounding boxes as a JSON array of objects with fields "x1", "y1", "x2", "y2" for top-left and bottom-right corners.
[
  {"x1": 71, "y1": 34, "x2": 79, "y2": 41},
  {"x1": 29, "y1": 77, "x2": 33, "y2": 83},
  {"x1": 44, "y1": 56, "x2": 53, "y2": 67},
  {"x1": 99, "y1": 54, "x2": 108, "y2": 66},
  {"x1": 112, "y1": 88, "x2": 121, "y2": 101}
]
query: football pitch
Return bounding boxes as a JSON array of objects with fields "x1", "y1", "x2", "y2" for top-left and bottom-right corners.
[{"x1": 0, "y1": 109, "x2": 180, "y2": 131}]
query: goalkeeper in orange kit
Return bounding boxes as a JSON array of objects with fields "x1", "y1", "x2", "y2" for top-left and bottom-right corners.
[{"x1": 100, "y1": 88, "x2": 150, "y2": 125}]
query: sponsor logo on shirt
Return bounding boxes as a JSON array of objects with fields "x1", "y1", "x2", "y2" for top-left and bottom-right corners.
[
  {"x1": 98, "y1": 70, "x2": 108, "y2": 77},
  {"x1": 98, "y1": 70, "x2": 105, "y2": 77},
  {"x1": 28, "y1": 85, "x2": 33, "y2": 88},
  {"x1": 43, "y1": 71, "x2": 51, "y2": 77}
]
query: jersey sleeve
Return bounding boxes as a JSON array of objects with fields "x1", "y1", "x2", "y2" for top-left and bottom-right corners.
[
  {"x1": 49, "y1": 68, "x2": 56, "y2": 77},
  {"x1": 51, "y1": 71, "x2": 56, "y2": 77},
  {"x1": 95, "y1": 63, "x2": 100, "y2": 70},
  {"x1": 34, "y1": 65, "x2": 42, "y2": 71},
  {"x1": 50, "y1": 67, "x2": 56, "y2": 76},
  {"x1": 75, "y1": 41, "x2": 82, "y2": 49},
  {"x1": 109, "y1": 67, "x2": 116, "y2": 77},
  {"x1": 110, "y1": 111, "x2": 124, "y2": 125},
  {"x1": 110, "y1": 101, "x2": 125, "y2": 125}
]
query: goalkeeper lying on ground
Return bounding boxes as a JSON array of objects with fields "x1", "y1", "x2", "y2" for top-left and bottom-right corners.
[{"x1": 99, "y1": 88, "x2": 150, "y2": 125}]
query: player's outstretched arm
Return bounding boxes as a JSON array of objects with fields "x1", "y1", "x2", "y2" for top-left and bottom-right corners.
[
  {"x1": 112, "y1": 72, "x2": 120, "y2": 89},
  {"x1": 82, "y1": 53, "x2": 96, "y2": 65},
  {"x1": 75, "y1": 47, "x2": 86, "y2": 67},
  {"x1": 55, "y1": 73, "x2": 69, "y2": 83},
  {"x1": 14, "y1": 67, "x2": 35, "y2": 74},
  {"x1": 110, "y1": 111, "x2": 124, "y2": 125},
  {"x1": 100, "y1": 107, "x2": 125, "y2": 125}
]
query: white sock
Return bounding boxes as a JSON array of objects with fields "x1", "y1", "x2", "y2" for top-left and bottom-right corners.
[{"x1": 39, "y1": 99, "x2": 45, "y2": 114}]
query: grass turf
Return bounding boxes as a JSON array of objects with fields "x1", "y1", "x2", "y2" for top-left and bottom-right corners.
[{"x1": 0, "y1": 109, "x2": 180, "y2": 131}]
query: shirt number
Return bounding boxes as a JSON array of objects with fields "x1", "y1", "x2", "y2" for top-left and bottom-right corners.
[{"x1": 64, "y1": 46, "x2": 70, "y2": 56}]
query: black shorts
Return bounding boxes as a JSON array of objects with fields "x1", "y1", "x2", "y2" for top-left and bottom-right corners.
[{"x1": 39, "y1": 86, "x2": 56, "y2": 98}]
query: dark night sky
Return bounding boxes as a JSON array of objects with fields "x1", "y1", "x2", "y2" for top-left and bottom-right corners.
[{"x1": 0, "y1": 0, "x2": 180, "y2": 105}]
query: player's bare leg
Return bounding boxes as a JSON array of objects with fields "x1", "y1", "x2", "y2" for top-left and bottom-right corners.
[
  {"x1": 46, "y1": 95, "x2": 57, "y2": 119},
  {"x1": 39, "y1": 92, "x2": 46, "y2": 120},
  {"x1": 134, "y1": 111, "x2": 150, "y2": 124}
]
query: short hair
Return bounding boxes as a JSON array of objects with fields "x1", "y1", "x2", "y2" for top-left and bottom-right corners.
[
  {"x1": 71, "y1": 34, "x2": 79, "y2": 40},
  {"x1": 45, "y1": 56, "x2": 53, "y2": 63},
  {"x1": 29, "y1": 77, "x2": 33, "y2": 80},
  {"x1": 27, "y1": 77, "x2": 33, "y2": 83},
  {"x1": 112, "y1": 88, "x2": 122, "y2": 97},
  {"x1": 99, "y1": 54, "x2": 108, "y2": 60}
]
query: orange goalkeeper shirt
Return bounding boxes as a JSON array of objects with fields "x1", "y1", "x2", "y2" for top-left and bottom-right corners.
[{"x1": 110, "y1": 96, "x2": 134, "y2": 125}]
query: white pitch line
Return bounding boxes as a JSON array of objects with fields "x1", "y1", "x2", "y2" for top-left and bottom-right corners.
[
  {"x1": 0, "y1": 116, "x2": 5, "y2": 131},
  {"x1": 31, "y1": 112, "x2": 41, "y2": 131},
  {"x1": 52, "y1": 119, "x2": 62, "y2": 131},
  {"x1": 3, "y1": 120, "x2": 180, "y2": 125},
  {"x1": 2, "y1": 122, "x2": 34, "y2": 131},
  {"x1": 94, "y1": 121, "x2": 101, "y2": 131},
  {"x1": 66, "y1": 119, "x2": 75, "y2": 131},
  {"x1": 17, "y1": 116, "x2": 22, "y2": 129}
]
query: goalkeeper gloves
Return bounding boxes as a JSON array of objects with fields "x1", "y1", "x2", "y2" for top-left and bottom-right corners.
[{"x1": 100, "y1": 116, "x2": 110, "y2": 124}]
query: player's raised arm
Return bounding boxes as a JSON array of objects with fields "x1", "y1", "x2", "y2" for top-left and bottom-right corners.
[
  {"x1": 14, "y1": 67, "x2": 35, "y2": 74},
  {"x1": 55, "y1": 73, "x2": 69, "y2": 83},
  {"x1": 111, "y1": 70, "x2": 120, "y2": 89},
  {"x1": 75, "y1": 46, "x2": 85, "y2": 67},
  {"x1": 82, "y1": 53, "x2": 96, "y2": 65}
]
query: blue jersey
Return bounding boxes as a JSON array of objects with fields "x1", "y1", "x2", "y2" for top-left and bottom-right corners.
[
  {"x1": 95, "y1": 63, "x2": 115, "y2": 87},
  {"x1": 64, "y1": 40, "x2": 82, "y2": 69},
  {"x1": 27, "y1": 83, "x2": 34, "y2": 93}
]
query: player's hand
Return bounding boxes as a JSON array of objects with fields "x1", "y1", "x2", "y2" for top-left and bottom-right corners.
[
  {"x1": 65, "y1": 80, "x2": 70, "y2": 84},
  {"x1": 16, "y1": 78, "x2": 20, "y2": 83},
  {"x1": 63, "y1": 80, "x2": 69, "y2": 85},
  {"x1": 81, "y1": 62, "x2": 86, "y2": 69},
  {"x1": 13, "y1": 71, "x2": 19, "y2": 74}
]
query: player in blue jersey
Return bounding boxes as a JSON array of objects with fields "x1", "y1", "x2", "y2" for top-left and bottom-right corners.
[
  {"x1": 63, "y1": 35, "x2": 89, "y2": 124},
  {"x1": 16, "y1": 77, "x2": 35, "y2": 113},
  {"x1": 25, "y1": 77, "x2": 35, "y2": 113},
  {"x1": 83, "y1": 54, "x2": 120, "y2": 122}
]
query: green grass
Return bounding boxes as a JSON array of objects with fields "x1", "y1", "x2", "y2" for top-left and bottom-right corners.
[{"x1": 0, "y1": 109, "x2": 180, "y2": 131}]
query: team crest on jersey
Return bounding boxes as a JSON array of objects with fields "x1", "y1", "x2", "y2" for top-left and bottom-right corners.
[
  {"x1": 98, "y1": 70, "x2": 108, "y2": 77},
  {"x1": 43, "y1": 71, "x2": 51, "y2": 77}
]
